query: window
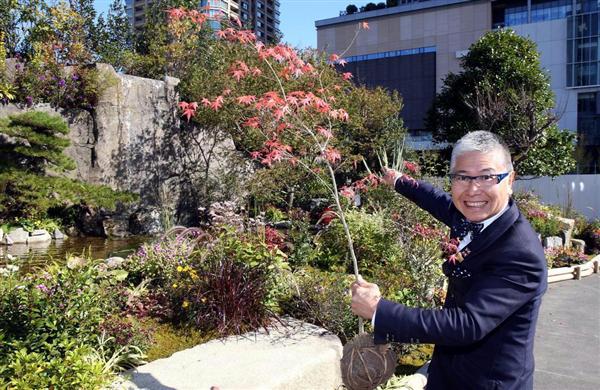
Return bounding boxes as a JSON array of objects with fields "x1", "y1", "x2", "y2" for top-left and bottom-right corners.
[
  {"x1": 577, "y1": 92, "x2": 600, "y2": 172},
  {"x1": 568, "y1": 10, "x2": 600, "y2": 86}
]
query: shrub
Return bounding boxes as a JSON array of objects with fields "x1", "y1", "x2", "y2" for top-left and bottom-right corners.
[
  {"x1": 0, "y1": 111, "x2": 75, "y2": 173},
  {"x1": 373, "y1": 227, "x2": 446, "y2": 310},
  {"x1": 180, "y1": 256, "x2": 273, "y2": 335},
  {"x1": 286, "y1": 209, "x2": 323, "y2": 269},
  {"x1": 2, "y1": 345, "x2": 110, "y2": 389},
  {"x1": 0, "y1": 259, "x2": 136, "y2": 386},
  {"x1": 579, "y1": 219, "x2": 600, "y2": 254},
  {"x1": 316, "y1": 208, "x2": 404, "y2": 275},
  {"x1": 545, "y1": 247, "x2": 589, "y2": 268},
  {"x1": 124, "y1": 236, "x2": 197, "y2": 288},
  {"x1": 0, "y1": 168, "x2": 137, "y2": 223},
  {"x1": 514, "y1": 191, "x2": 562, "y2": 238},
  {"x1": 281, "y1": 267, "x2": 359, "y2": 343}
]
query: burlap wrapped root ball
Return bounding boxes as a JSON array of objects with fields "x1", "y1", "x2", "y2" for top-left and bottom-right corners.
[{"x1": 341, "y1": 333, "x2": 397, "y2": 390}]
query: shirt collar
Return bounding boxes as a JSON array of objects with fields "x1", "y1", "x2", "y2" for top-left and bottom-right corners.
[{"x1": 477, "y1": 203, "x2": 510, "y2": 232}]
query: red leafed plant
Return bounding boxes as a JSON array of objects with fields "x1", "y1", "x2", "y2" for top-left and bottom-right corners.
[{"x1": 176, "y1": 14, "x2": 374, "y2": 331}]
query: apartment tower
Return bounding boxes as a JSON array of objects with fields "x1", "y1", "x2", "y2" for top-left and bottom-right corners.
[{"x1": 126, "y1": 0, "x2": 280, "y2": 43}]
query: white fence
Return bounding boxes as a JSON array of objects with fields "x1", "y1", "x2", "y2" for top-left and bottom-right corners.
[{"x1": 513, "y1": 175, "x2": 600, "y2": 220}]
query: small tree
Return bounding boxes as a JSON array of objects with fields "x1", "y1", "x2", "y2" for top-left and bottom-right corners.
[
  {"x1": 364, "y1": 3, "x2": 378, "y2": 11},
  {"x1": 95, "y1": 0, "x2": 133, "y2": 70},
  {"x1": 376, "y1": 2, "x2": 386, "y2": 9},
  {"x1": 0, "y1": 111, "x2": 75, "y2": 173},
  {"x1": 346, "y1": 4, "x2": 358, "y2": 14},
  {"x1": 386, "y1": 0, "x2": 399, "y2": 7},
  {"x1": 426, "y1": 29, "x2": 576, "y2": 176}
]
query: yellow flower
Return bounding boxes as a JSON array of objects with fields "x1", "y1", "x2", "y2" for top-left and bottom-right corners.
[
  {"x1": 201, "y1": 297, "x2": 207, "y2": 303},
  {"x1": 172, "y1": 283, "x2": 178, "y2": 289},
  {"x1": 177, "y1": 265, "x2": 184, "y2": 272},
  {"x1": 182, "y1": 300, "x2": 189, "y2": 308}
]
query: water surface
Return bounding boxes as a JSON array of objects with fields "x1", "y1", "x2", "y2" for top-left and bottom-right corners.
[{"x1": 0, "y1": 236, "x2": 152, "y2": 269}]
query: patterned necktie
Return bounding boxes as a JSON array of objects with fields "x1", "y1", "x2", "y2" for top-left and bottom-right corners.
[{"x1": 454, "y1": 219, "x2": 484, "y2": 240}]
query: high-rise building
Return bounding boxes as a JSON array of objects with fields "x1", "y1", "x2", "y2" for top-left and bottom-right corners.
[
  {"x1": 125, "y1": 0, "x2": 280, "y2": 43},
  {"x1": 316, "y1": 0, "x2": 600, "y2": 173}
]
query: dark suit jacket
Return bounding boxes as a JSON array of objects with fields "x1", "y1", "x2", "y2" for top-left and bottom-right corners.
[{"x1": 374, "y1": 177, "x2": 547, "y2": 390}]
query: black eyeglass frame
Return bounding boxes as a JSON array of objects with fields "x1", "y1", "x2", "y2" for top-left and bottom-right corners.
[{"x1": 448, "y1": 172, "x2": 511, "y2": 185}]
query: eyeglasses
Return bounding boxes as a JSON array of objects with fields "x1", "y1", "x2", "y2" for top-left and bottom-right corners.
[{"x1": 448, "y1": 172, "x2": 511, "y2": 187}]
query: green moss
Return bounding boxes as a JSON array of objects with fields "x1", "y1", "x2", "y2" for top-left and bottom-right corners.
[
  {"x1": 395, "y1": 344, "x2": 434, "y2": 376},
  {"x1": 142, "y1": 319, "x2": 216, "y2": 362}
]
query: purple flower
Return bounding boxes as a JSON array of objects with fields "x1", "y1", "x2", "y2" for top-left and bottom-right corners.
[
  {"x1": 38, "y1": 75, "x2": 46, "y2": 81},
  {"x1": 35, "y1": 284, "x2": 51, "y2": 294},
  {"x1": 25, "y1": 96, "x2": 33, "y2": 106},
  {"x1": 71, "y1": 73, "x2": 79, "y2": 81},
  {"x1": 57, "y1": 79, "x2": 66, "y2": 88}
]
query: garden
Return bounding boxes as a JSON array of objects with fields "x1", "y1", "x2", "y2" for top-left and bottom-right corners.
[{"x1": 1, "y1": 2, "x2": 600, "y2": 389}]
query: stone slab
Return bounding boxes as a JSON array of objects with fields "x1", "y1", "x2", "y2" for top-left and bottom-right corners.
[
  {"x1": 544, "y1": 236, "x2": 563, "y2": 249},
  {"x1": 119, "y1": 319, "x2": 343, "y2": 390},
  {"x1": 28, "y1": 231, "x2": 51, "y2": 243}
]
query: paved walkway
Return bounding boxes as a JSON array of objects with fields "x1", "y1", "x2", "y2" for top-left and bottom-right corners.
[{"x1": 534, "y1": 275, "x2": 600, "y2": 389}]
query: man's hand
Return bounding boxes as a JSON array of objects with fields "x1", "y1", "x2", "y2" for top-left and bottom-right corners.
[
  {"x1": 381, "y1": 168, "x2": 401, "y2": 187},
  {"x1": 351, "y1": 275, "x2": 381, "y2": 320}
]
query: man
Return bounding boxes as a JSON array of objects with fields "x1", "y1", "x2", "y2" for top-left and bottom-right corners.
[{"x1": 351, "y1": 131, "x2": 547, "y2": 390}]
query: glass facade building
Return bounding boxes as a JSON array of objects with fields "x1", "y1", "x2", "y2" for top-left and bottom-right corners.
[{"x1": 567, "y1": 7, "x2": 600, "y2": 87}]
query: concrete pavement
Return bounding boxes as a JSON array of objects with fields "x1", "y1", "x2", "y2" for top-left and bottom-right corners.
[{"x1": 534, "y1": 275, "x2": 600, "y2": 389}]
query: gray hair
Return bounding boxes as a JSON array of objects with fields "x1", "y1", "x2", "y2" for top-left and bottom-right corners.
[{"x1": 450, "y1": 131, "x2": 513, "y2": 172}]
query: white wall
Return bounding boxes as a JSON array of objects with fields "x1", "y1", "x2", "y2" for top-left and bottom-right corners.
[
  {"x1": 513, "y1": 175, "x2": 600, "y2": 220},
  {"x1": 510, "y1": 19, "x2": 580, "y2": 133}
]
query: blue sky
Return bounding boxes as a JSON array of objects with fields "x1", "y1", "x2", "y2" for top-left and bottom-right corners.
[{"x1": 92, "y1": 0, "x2": 351, "y2": 49}]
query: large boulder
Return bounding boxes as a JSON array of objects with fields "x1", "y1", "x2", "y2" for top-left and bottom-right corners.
[{"x1": 6, "y1": 228, "x2": 28, "y2": 244}]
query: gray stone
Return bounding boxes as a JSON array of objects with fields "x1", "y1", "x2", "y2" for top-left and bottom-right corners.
[
  {"x1": 65, "y1": 226, "x2": 80, "y2": 237},
  {"x1": 118, "y1": 318, "x2": 343, "y2": 390},
  {"x1": 3, "y1": 235, "x2": 13, "y2": 245},
  {"x1": 103, "y1": 217, "x2": 131, "y2": 238},
  {"x1": 105, "y1": 256, "x2": 125, "y2": 269},
  {"x1": 53, "y1": 229, "x2": 65, "y2": 240},
  {"x1": 555, "y1": 217, "x2": 575, "y2": 248},
  {"x1": 543, "y1": 236, "x2": 563, "y2": 249},
  {"x1": 570, "y1": 238, "x2": 586, "y2": 253},
  {"x1": 31, "y1": 229, "x2": 49, "y2": 237},
  {"x1": 7, "y1": 228, "x2": 28, "y2": 244},
  {"x1": 28, "y1": 230, "x2": 51, "y2": 243},
  {"x1": 273, "y1": 220, "x2": 292, "y2": 229},
  {"x1": 128, "y1": 208, "x2": 163, "y2": 235},
  {"x1": 0, "y1": 228, "x2": 3, "y2": 242},
  {"x1": 77, "y1": 205, "x2": 106, "y2": 236}
]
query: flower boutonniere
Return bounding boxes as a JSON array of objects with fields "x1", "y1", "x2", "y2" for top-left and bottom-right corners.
[{"x1": 441, "y1": 237, "x2": 464, "y2": 265}]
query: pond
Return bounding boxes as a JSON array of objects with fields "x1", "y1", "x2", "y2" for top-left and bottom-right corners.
[{"x1": 0, "y1": 236, "x2": 152, "y2": 269}]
